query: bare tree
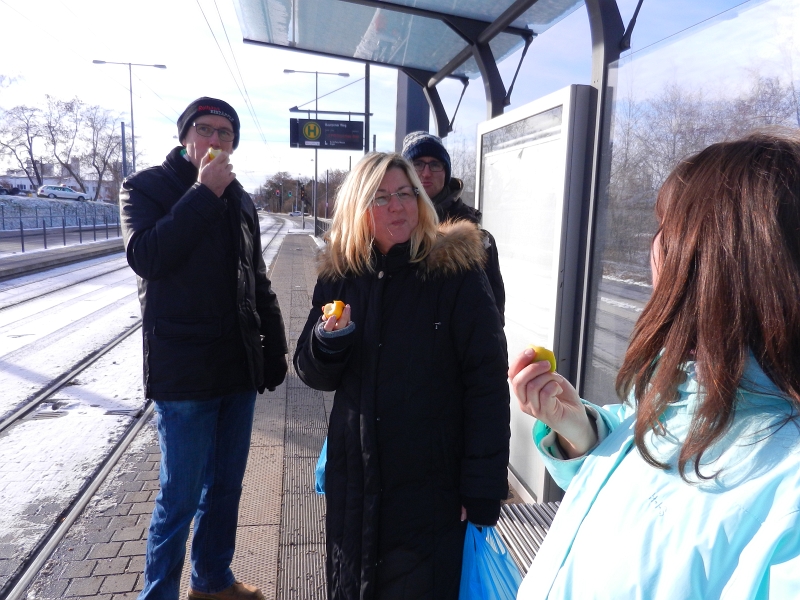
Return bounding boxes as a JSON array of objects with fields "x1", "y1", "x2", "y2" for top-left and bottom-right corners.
[
  {"x1": 444, "y1": 131, "x2": 477, "y2": 205},
  {"x1": 0, "y1": 105, "x2": 45, "y2": 188},
  {"x1": 42, "y1": 95, "x2": 87, "y2": 191},
  {"x1": 82, "y1": 105, "x2": 121, "y2": 201},
  {"x1": 263, "y1": 171, "x2": 297, "y2": 213}
]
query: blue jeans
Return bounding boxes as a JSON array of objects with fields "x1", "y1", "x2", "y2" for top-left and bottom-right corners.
[{"x1": 138, "y1": 390, "x2": 257, "y2": 600}]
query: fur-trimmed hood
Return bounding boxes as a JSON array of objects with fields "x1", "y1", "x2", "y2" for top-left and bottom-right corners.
[{"x1": 317, "y1": 219, "x2": 487, "y2": 280}]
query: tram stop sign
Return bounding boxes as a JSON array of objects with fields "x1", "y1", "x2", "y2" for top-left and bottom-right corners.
[{"x1": 290, "y1": 118, "x2": 364, "y2": 150}]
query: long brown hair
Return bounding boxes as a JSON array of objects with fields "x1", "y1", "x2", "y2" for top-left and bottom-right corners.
[{"x1": 616, "y1": 130, "x2": 800, "y2": 480}]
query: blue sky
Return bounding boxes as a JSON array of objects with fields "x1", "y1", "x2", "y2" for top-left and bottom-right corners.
[{"x1": 0, "y1": 0, "x2": 769, "y2": 191}]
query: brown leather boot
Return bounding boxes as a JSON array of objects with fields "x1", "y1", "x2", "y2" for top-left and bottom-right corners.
[{"x1": 187, "y1": 581, "x2": 266, "y2": 600}]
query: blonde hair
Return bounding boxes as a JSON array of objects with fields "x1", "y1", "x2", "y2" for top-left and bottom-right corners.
[{"x1": 322, "y1": 152, "x2": 439, "y2": 277}]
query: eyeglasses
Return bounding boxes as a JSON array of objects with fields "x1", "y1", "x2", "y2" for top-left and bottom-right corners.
[
  {"x1": 412, "y1": 159, "x2": 444, "y2": 173},
  {"x1": 193, "y1": 123, "x2": 235, "y2": 142},
  {"x1": 372, "y1": 186, "x2": 419, "y2": 207}
]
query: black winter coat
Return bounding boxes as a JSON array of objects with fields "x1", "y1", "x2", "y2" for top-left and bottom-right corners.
[
  {"x1": 431, "y1": 178, "x2": 506, "y2": 324},
  {"x1": 120, "y1": 146, "x2": 287, "y2": 400},
  {"x1": 294, "y1": 221, "x2": 510, "y2": 600}
]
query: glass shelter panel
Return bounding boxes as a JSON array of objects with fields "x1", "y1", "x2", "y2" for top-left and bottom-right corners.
[
  {"x1": 233, "y1": 0, "x2": 585, "y2": 78},
  {"x1": 581, "y1": 0, "x2": 800, "y2": 405},
  {"x1": 477, "y1": 86, "x2": 590, "y2": 502}
]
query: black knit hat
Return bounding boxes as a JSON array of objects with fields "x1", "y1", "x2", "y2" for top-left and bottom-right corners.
[
  {"x1": 177, "y1": 97, "x2": 241, "y2": 149},
  {"x1": 401, "y1": 131, "x2": 451, "y2": 186}
]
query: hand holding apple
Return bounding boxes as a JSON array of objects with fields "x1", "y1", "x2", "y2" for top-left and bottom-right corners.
[
  {"x1": 508, "y1": 346, "x2": 597, "y2": 458},
  {"x1": 322, "y1": 301, "x2": 351, "y2": 332}
]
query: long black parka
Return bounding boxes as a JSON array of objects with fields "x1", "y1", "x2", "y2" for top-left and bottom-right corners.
[
  {"x1": 120, "y1": 146, "x2": 287, "y2": 399},
  {"x1": 294, "y1": 221, "x2": 510, "y2": 600}
]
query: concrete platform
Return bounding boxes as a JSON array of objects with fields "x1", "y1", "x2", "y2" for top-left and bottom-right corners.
[
  {"x1": 16, "y1": 229, "x2": 551, "y2": 600},
  {"x1": 0, "y1": 238, "x2": 124, "y2": 282},
  {"x1": 19, "y1": 231, "x2": 330, "y2": 600}
]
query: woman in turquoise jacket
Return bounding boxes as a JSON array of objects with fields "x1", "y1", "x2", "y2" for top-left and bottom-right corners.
[{"x1": 508, "y1": 131, "x2": 800, "y2": 599}]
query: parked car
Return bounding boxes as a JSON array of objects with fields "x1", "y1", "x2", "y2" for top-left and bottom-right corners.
[
  {"x1": 37, "y1": 185, "x2": 90, "y2": 201},
  {"x1": 0, "y1": 188, "x2": 10, "y2": 195},
  {"x1": 288, "y1": 211, "x2": 302, "y2": 216}
]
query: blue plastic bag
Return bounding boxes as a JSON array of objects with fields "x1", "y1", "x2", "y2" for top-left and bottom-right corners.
[
  {"x1": 314, "y1": 437, "x2": 327, "y2": 495},
  {"x1": 459, "y1": 522, "x2": 522, "y2": 600}
]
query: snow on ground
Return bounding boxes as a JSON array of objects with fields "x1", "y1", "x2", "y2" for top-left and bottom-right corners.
[{"x1": 0, "y1": 332, "x2": 144, "y2": 569}]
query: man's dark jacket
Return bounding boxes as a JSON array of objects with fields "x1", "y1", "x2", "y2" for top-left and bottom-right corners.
[
  {"x1": 431, "y1": 177, "x2": 505, "y2": 324},
  {"x1": 119, "y1": 147, "x2": 287, "y2": 400},
  {"x1": 294, "y1": 221, "x2": 510, "y2": 600}
]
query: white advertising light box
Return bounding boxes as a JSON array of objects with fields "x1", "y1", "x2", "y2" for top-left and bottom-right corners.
[{"x1": 477, "y1": 85, "x2": 592, "y2": 502}]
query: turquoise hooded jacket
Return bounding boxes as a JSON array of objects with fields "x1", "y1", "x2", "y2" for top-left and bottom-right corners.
[{"x1": 518, "y1": 358, "x2": 800, "y2": 599}]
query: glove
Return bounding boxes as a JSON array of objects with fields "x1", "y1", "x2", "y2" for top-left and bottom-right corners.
[
  {"x1": 260, "y1": 353, "x2": 288, "y2": 393},
  {"x1": 462, "y1": 496, "x2": 502, "y2": 527}
]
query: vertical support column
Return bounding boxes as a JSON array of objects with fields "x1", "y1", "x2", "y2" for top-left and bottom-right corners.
[
  {"x1": 364, "y1": 63, "x2": 370, "y2": 155},
  {"x1": 472, "y1": 42, "x2": 507, "y2": 119},
  {"x1": 573, "y1": 0, "x2": 625, "y2": 394},
  {"x1": 394, "y1": 71, "x2": 430, "y2": 152}
]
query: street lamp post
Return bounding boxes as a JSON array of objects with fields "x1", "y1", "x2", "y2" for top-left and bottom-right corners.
[
  {"x1": 93, "y1": 60, "x2": 166, "y2": 174},
  {"x1": 284, "y1": 69, "x2": 349, "y2": 233}
]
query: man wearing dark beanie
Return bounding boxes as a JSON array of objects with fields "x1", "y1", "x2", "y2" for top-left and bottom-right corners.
[
  {"x1": 402, "y1": 131, "x2": 506, "y2": 325},
  {"x1": 120, "y1": 97, "x2": 287, "y2": 600}
]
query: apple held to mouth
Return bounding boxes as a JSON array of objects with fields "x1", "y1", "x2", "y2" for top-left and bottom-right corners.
[{"x1": 527, "y1": 345, "x2": 556, "y2": 372}]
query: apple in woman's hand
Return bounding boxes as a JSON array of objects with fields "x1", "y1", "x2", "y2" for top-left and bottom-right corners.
[
  {"x1": 527, "y1": 345, "x2": 556, "y2": 372},
  {"x1": 322, "y1": 300, "x2": 345, "y2": 321}
]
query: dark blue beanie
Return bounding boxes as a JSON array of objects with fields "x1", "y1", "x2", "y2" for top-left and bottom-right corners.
[
  {"x1": 177, "y1": 97, "x2": 241, "y2": 149},
  {"x1": 401, "y1": 131, "x2": 451, "y2": 186}
]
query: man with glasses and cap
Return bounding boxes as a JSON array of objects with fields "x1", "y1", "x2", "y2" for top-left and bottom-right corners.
[
  {"x1": 402, "y1": 131, "x2": 505, "y2": 322},
  {"x1": 120, "y1": 97, "x2": 288, "y2": 600}
]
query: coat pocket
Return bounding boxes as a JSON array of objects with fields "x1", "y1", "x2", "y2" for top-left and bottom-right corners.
[{"x1": 154, "y1": 317, "x2": 221, "y2": 338}]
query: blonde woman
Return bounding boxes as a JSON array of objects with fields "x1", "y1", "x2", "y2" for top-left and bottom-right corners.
[{"x1": 294, "y1": 153, "x2": 510, "y2": 600}]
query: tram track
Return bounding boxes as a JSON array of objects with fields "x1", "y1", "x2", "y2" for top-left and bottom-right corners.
[{"x1": 0, "y1": 213, "x2": 288, "y2": 599}]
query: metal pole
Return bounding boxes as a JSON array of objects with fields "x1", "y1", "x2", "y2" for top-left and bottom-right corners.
[
  {"x1": 121, "y1": 122, "x2": 128, "y2": 178},
  {"x1": 62, "y1": 217, "x2": 66, "y2": 246},
  {"x1": 19, "y1": 220, "x2": 24, "y2": 253},
  {"x1": 42, "y1": 219, "x2": 47, "y2": 249},
  {"x1": 79, "y1": 218, "x2": 82, "y2": 243},
  {"x1": 129, "y1": 63, "x2": 136, "y2": 173},
  {"x1": 2, "y1": 205, "x2": 4, "y2": 230},
  {"x1": 105, "y1": 212, "x2": 109, "y2": 239},
  {"x1": 364, "y1": 63, "x2": 370, "y2": 155}
]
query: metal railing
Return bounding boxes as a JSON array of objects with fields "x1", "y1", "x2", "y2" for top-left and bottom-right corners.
[{"x1": 0, "y1": 203, "x2": 121, "y2": 254}]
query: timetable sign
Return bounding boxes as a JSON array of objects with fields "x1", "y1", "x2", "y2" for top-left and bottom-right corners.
[{"x1": 290, "y1": 118, "x2": 364, "y2": 150}]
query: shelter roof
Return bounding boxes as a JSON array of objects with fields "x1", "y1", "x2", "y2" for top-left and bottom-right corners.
[{"x1": 234, "y1": 0, "x2": 583, "y2": 81}]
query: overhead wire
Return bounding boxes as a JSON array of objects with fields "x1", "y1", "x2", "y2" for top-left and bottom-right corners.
[
  {"x1": 295, "y1": 77, "x2": 366, "y2": 110},
  {"x1": 194, "y1": 0, "x2": 274, "y2": 154},
  {"x1": 211, "y1": 0, "x2": 270, "y2": 147}
]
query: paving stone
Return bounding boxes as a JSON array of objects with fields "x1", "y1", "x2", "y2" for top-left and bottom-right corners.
[
  {"x1": 32, "y1": 577, "x2": 69, "y2": 599},
  {"x1": 63, "y1": 544, "x2": 91, "y2": 561},
  {"x1": 100, "y1": 572, "x2": 138, "y2": 594},
  {"x1": 64, "y1": 576, "x2": 102, "y2": 597},
  {"x1": 109, "y1": 516, "x2": 139, "y2": 530},
  {"x1": 127, "y1": 554, "x2": 145, "y2": 572},
  {"x1": 111, "y1": 527, "x2": 145, "y2": 542},
  {"x1": 122, "y1": 491, "x2": 150, "y2": 504},
  {"x1": 87, "y1": 542, "x2": 123, "y2": 560},
  {"x1": 61, "y1": 559, "x2": 96, "y2": 578},
  {"x1": 128, "y1": 502, "x2": 153, "y2": 515},
  {"x1": 119, "y1": 540, "x2": 147, "y2": 556},
  {"x1": 93, "y1": 556, "x2": 130, "y2": 576}
]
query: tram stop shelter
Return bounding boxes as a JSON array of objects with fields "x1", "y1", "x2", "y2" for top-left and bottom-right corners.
[
  {"x1": 235, "y1": 0, "x2": 788, "y2": 503},
  {"x1": 232, "y1": 0, "x2": 631, "y2": 504}
]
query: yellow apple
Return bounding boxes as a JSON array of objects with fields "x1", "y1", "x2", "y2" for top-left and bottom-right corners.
[
  {"x1": 527, "y1": 345, "x2": 556, "y2": 372},
  {"x1": 322, "y1": 300, "x2": 345, "y2": 321}
]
